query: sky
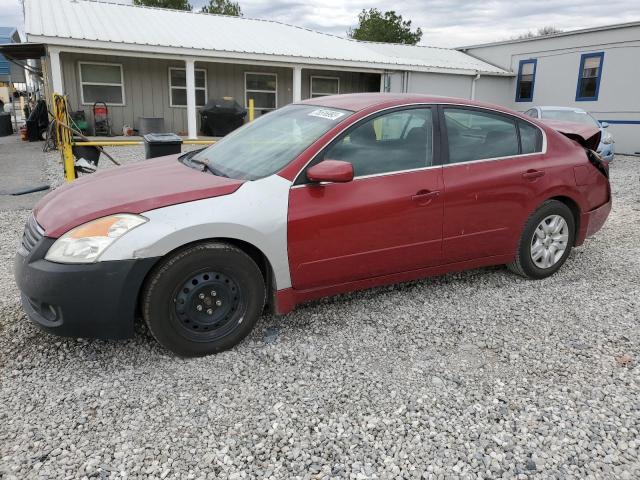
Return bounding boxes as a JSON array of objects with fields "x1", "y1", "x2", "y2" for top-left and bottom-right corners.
[{"x1": 1, "y1": 0, "x2": 640, "y2": 48}]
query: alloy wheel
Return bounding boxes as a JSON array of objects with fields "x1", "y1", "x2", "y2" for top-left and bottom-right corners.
[{"x1": 530, "y1": 214, "x2": 569, "y2": 269}]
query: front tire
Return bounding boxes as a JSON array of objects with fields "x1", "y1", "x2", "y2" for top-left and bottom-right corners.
[
  {"x1": 142, "y1": 242, "x2": 265, "y2": 356},
  {"x1": 508, "y1": 200, "x2": 575, "y2": 279}
]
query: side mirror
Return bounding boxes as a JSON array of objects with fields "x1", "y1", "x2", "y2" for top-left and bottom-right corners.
[
  {"x1": 307, "y1": 160, "x2": 354, "y2": 183},
  {"x1": 600, "y1": 121, "x2": 609, "y2": 129}
]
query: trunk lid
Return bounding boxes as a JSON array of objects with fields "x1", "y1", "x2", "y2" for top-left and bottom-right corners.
[{"x1": 541, "y1": 119, "x2": 602, "y2": 151}]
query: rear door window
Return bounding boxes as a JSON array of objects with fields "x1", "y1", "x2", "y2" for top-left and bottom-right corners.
[{"x1": 444, "y1": 108, "x2": 519, "y2": 163}]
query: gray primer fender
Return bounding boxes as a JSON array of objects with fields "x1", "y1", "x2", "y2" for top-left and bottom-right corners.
[{"x1": 100, "y1": 174, "x2": 293, "y2": 290}]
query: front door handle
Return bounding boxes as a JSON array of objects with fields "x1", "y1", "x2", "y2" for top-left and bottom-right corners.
[
  {"x1": 522, "y1": 169, "x2": 545, "y2": 180},
  {"x1": 412, "y1": 190, "x2": 440, "y2": 205}
]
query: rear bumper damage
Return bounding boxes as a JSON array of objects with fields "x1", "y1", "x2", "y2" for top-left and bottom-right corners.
[{"x1": 576, "y1": 198, "x2": 612, "y2": 246}]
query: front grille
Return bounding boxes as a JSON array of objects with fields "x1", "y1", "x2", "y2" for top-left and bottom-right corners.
[{"x1": 19, "y1": 213, "x2": 44, "y2": 256}]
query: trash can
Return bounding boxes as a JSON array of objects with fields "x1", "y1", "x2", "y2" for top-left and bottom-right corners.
[
  {"x1": 72, "y1": 142, "x2": 101, "y2": 166},
  {"x1": 0, "y1": 113, "x2": 13, "y2": 137},
  {"x1": 200, "y1": 98, "x2": 247, "y2": 136},
  {"x1": 144, "y1": 133, "x2": 183, "y2": 159}
]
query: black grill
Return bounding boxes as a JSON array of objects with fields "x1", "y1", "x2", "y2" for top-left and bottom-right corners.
[{"x1": 19, "y1": 214, "x2": 44, "y2": 256}]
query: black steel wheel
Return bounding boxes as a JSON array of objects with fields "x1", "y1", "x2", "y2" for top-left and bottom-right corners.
[{"x1": 142, "y1": 242, "x2": 265, "y2": 356}]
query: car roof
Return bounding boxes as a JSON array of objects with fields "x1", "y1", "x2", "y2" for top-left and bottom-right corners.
[{"x1": 297, "y1": 93, "x2": 516, "y2": 114}]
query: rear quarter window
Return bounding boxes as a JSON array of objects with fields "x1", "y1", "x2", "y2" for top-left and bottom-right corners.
[{"x1": 518, "y1": 120, "x2": 543, "y2": 154}]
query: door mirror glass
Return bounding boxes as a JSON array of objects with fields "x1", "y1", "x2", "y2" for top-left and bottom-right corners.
[
  {"x1": 306, "y1": 160, "x2": 354, "y2": 183},
  {"x1": 600, "y1": 121, "x2": 609, "y2": 128}
]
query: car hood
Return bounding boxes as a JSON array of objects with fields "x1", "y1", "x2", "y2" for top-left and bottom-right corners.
[
  {"x1": 35, "y1": 155, "x2": 245, "y2": 238},
  {"x1": 541, "y1": 120, "x2": 602, "y2": 151}
]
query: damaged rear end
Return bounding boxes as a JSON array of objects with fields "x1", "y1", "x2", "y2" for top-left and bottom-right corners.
[
  {"x1": 543, "y1": 119, "x2": 609, "y2": 177},
  {"x1": 542, "y1": 119, "x2": 611, "y2": 244}
]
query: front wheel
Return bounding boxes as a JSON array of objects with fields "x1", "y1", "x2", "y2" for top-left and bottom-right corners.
[
  {"x1": 141, "y1": 242, "x2": 265, "y2": 356},
  {"x1": 508, "y1": 200, "x2": 575, "y2": 279}
]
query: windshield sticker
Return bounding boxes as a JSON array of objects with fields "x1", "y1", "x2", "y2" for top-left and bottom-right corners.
[{"x1": 308, "y1": 109, "x2": 346, "y2": 121}]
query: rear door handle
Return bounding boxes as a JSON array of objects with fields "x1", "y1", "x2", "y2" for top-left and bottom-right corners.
[
  {"x1": 522, "y1": 169, "x2": 545, "y2": 180},
  {"x1": 412, "y1": 190, "x2": 440, "y2": 205}
]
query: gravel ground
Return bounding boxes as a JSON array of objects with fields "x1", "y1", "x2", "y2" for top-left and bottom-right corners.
[{"x1": 1, "y1": 149, "x2": 639, "y2": 479}]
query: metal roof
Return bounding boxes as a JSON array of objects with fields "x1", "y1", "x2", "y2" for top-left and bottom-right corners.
[
  {"x1": 24, "y1": 0, "x2": 509, "y2": 75},
  {"x1": 457, "y1": 20, "x2": 640, "y2": 50}
]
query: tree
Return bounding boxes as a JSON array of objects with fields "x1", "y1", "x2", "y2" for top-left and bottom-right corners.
[
  {"x1": 133, "y1": 0, "x2": 192, "y2": 10},
  {"x1": 201, "y1": 0, "x2": 243, "y2": 16},
  {"x1": 348, "y1": 9, "x2": 422, "y2": 45},
  {"x1": 514, "y1": 26, "x2": 563, "y2": 40}
]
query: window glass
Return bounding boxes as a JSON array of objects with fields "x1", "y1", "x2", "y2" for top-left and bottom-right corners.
[
  {"x1": 79, "y1": 63, "x2": 124, "y2": 105},
  {"x1": 577, "y1": 54, "x2": 603, "y2": 100},
  {"x1": 80, "y1": 63, "x2": 121, "y2": 84},
  {"x1": 195, "y1": 70, "x2": 206, "y2": 89},
  {"x1": 245, "y1": 73, "x2": 277, "y2": 113},
  {"x1": 445, "y1": 108, "x2": 519, "y2": 163},
  {"x1": 311, "y1": 77, "x2": 339, "y2": 97},
  {"x1": 193, "y1": 104, "x2": 351, "y2": 181},
  {"x1": 516, "y1": 60, "x2": 536, "y2": 101},
  {"x1": 319, "y1": 108, "x2": 433, "y2": 178},
  {"x1": 171, "y1": 89, "x2": 186, "y2": 107},
  {"x1": 169, "y1": 68, "x2": 207, "y2": 107},
  {"x1": 540, "y1": 109, "x2": 600, "y2": 126},
  {"x1": 170, "y1": 68, "x2": 186, "y2": 87},
  {"x1": 246, "y1": 74, "x2": 277, "y2": 91},
  {"x1": 518, "y1": 120, "x2": 543, "y2": 154},
  {"x1": 82, "y1": 85, "x2": 123, "y2": 104}
]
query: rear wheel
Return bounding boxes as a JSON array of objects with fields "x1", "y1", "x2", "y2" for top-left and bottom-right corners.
[
  {"x1": 142, "y1": 242, "x2": 265, "y2": 356},
  {"x1": 508, "y1": 200, "x2": 575, "y2": 279}
]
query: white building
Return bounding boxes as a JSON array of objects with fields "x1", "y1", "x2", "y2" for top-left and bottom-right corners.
[{"x1": 458, "y1": 21, "x2": 640, "y2": 154}]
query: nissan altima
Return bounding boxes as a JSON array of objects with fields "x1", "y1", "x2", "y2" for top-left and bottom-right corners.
[{"x1": 15, "y1": 94, "x2": 611, "y2": 356}]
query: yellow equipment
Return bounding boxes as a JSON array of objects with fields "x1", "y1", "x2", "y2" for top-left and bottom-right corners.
[{"x1": 50, "y1": 94, "x2": 216, "y2": 182}]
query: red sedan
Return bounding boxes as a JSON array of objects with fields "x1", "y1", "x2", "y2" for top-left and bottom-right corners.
[{"x1": 15, "y1": 94, "x2": 611, "y2": 356}]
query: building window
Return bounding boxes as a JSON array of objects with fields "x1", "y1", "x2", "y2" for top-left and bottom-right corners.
[
  {"x1": 79, "y1": 62, "x2": 124, "y2": 105},
  {"x1": 169, "y1": 67, "x2": 207, "y2": 107},
  {"x1": 245, "y1": 72, "x2": 277, "y2": 114},
  {"x1": 576, "y1": 52, "x2": 604, "y2": 101},
  {"x1": 515, "y1": 59, "x2": 536, "y2": 102},
  {"x1": 310, "y1": 76, "x2": 340, "y2": 98}
]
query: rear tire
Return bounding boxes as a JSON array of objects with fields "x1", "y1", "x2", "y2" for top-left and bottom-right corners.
[
  {"x1": 142, "y1": 242, "x2": 265, "y2": 356},
  {"x1": 508, "y1": 200, "x2": 575, "y2": 279}
]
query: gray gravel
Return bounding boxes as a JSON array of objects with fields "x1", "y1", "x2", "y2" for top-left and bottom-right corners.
[{"x1": 1, "y1": 150, "x2": 639, "y2": 479}]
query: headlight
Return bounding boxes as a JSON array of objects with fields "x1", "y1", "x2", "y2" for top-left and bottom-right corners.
[
  {"x1": 601, "y1": 131, "x2": 613, "y2": 145},
  {"x1": 45, "y1": 214, "x2": 147, "y2": 263}
]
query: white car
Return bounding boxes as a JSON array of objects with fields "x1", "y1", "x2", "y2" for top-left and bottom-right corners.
[{"x1": 524, "y1": 106, "x2": 614, "y2": 161}]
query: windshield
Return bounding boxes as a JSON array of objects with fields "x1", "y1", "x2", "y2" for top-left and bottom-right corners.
[
  {"x1": 192, "y1": 104, "x2": 352, "y2": 180},
  {"x1": 541, "y1": 109, "x2": 600, "y2": 127}
]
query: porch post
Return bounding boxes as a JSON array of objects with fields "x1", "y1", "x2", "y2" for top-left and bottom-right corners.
[
  {"x1": 292, "y1": 66, "x2": 302, "y2": 102},
  {"x1": 185, "y1": 58, "x2": 197, "y2": 139},
  {"x1": 49, "y1": 47, "x2": 64, "y2": 94}
]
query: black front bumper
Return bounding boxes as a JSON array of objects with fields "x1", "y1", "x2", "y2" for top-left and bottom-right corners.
[{"x1": 14, "y1": 237, "x2": 158, "y2": 340}]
